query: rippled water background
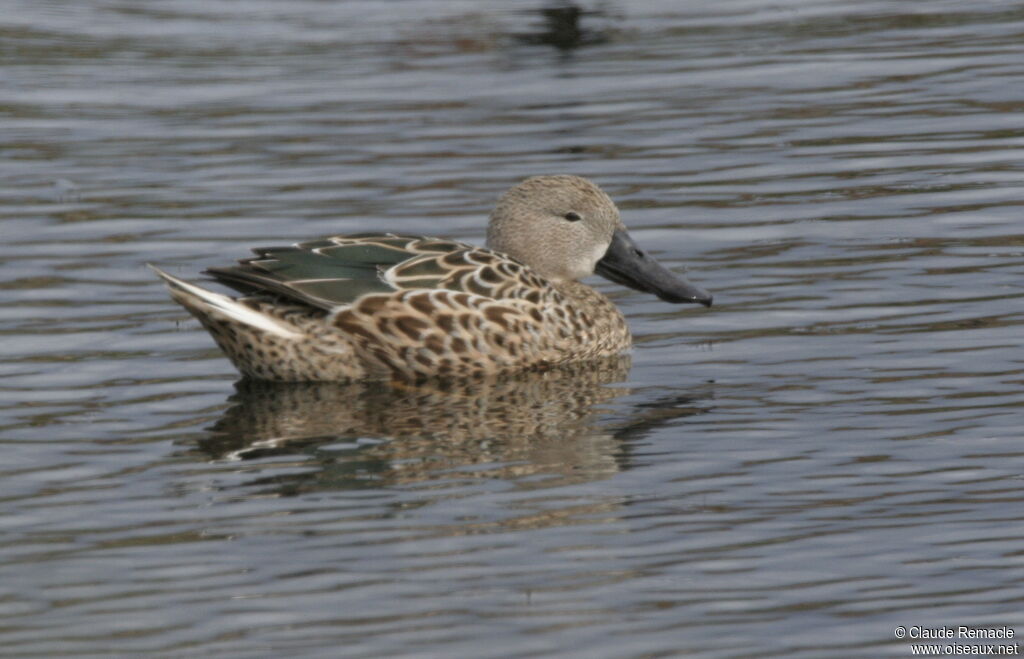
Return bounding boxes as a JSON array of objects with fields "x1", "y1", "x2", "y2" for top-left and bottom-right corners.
[{"x1": 4, "y1": 1, "x2": 1024, "y2": 656}]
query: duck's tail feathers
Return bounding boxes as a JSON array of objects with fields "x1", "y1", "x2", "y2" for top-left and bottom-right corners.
[{"x1": 149, "y1": 265, "x2": 301, "y2": 339}]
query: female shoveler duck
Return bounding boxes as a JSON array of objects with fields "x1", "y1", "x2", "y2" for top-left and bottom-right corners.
[{"x1": 152, "y1": 175, "x2": 712, "y2": 381}]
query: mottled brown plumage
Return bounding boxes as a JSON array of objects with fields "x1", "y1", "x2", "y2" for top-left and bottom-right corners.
[{"x1": 152, "y1": 175, "x2": 711, "y2": 381}]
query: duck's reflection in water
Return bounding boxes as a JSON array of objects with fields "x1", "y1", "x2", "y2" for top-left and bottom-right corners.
[{"x1": 194, "y1": 357, "x2": 711, "y2": 492}]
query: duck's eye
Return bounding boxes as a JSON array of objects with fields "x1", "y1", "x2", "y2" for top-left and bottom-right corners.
[{"x1": 563, "y1": 211, "x2": 582, "y2": 222}]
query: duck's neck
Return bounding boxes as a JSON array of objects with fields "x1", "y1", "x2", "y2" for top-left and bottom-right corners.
[{"x1": 552, "y1": 279, "x2": 609, "y2": 303}]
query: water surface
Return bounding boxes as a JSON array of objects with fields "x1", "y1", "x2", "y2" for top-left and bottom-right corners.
[{"x1": 3, "y1": 1, "x2": 1024, "y2": 656}]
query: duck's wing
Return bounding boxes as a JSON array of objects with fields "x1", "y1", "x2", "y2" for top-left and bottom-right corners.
[
  {"x1": 329, "y1": 247, "x2": 573, "y2": 378},
  {"x1": 383, "y1": 244, "x2": 551, "y2": 303},
  {"x1": 205, "y1": 233, "x2": 477, "y2": 310}
]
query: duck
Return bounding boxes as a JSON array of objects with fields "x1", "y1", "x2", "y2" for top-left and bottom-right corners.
[{"x1": 151, "y1": 175, "x2": 711, "y2": 381}]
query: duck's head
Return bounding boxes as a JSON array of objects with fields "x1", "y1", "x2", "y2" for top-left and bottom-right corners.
[{"x1": 486, "y1": 175, "x2": 712, "y2": 306}]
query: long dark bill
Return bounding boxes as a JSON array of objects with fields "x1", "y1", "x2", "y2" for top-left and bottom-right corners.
[{"x1": 594, "y1": 228, "x2": 712, "y2": 307}]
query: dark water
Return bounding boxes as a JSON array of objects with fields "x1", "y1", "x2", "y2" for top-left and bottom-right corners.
[{"x1": 3, "y1": 1, "x2": 1024, "y2": 656}]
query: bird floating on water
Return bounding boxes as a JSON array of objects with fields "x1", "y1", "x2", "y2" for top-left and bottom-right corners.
[{"x1": 152, "y1": 175, "x2": 711, "y2": 381}]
